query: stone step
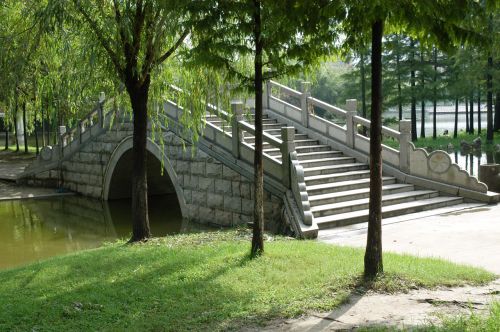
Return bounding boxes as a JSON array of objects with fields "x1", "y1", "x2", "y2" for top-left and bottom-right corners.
[
  {"x1": 309, "y1": 183, "x2": 414, "y2": 206},
  {"x1": 258, "y1": 139, "x2": 319, "y2": 150},
  {"x1": 314, "y1": 196, "x2": 464, "y2": 229},
  {"x1": 297, "y1": 151, "x2": 344, "y2": 161},
  {"x1": 311, "y1": 190, "x2": 439, "y2": 218},
  {"x1": 306, "y1": 177, "x2": 396, "y2": 195},
  {"x1": 303, "y1": 163, "x2": 369, "y2": 176},
  {"x1": 263, "y1": 145, "x2": 331, "y2": 157},
  {"x1": 305, "y1": 170, "x2": 371, "y2": 186},
  {"x1": 300, "y1": 156, "x2": 357, "y2": 168},
  {"x1": 208, "y1": 118, "x2": 277, "y2": 126},
  {"x1": 243, "y1": 133, "x2": 309, "y2": 144}
]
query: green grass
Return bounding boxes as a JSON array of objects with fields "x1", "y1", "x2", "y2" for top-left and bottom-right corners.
[
  {"x1": 383, "y1": 130, "x2": 500, "y2": 151},
  {"x1": 0, "y1": 230, "x2": 495, "y2": 331}
]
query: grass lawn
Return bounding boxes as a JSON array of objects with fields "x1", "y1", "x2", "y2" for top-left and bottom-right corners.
[
  {"x1": 0, "y1": 230, "x2": 495, "y2": 331},
  {"x1": 383, "y1": 130, "x2": 500, "y2": 151}
]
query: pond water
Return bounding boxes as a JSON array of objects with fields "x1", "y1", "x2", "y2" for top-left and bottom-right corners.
[
  {"x1": 447, "y1": 149, "x2": 500, "y2": 177},
  {"x1": 0, "y1": 194, "x2": 211, "y2": 270}
]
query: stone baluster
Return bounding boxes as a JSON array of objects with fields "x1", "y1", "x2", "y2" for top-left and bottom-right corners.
[
  {"x1": 98, "y1": 92, "x2": 105, "y2": 128},
  {"x1": 399, "y1": 120, "x2": 412, "y2": 172},
  {"x1": 263, "y1": 80, "x2": 271, "y2": 109},
  {"x1": 281, "y1": 126, "x2": 296, "y2": 188},
  {"x1": 231, "y1": 101, "x2": 244, "y2": 158},
  {"x1": 300, "y1": 81, "x2": 311, "y2": 128},
  {"x1": 345, "y1": 99, "x2": 357, "y2": 149}
]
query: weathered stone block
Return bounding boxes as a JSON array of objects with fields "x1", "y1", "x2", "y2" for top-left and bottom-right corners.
[
  {"x1": 192, "y1": 161, "x2": 206, "y2": 176},
  {"x1": 215, "y1": 179, "x2": 232, "y2": 195},
  {"x1": 241, "y1": 199, "x2": 254, "y2": 215},
  {"x1": 199, "y1": 177, "x2": 214, "y2": 191},
  {"x1": 206, "y1": 162, "x2": 222, "y2": 177},
  {"x1": 207, "y1": 193, "x2": 224, "y2": 209},
  {"x1": 198, "y1": 207, "x2": 215, "y2": 223},
  {"x1": 231, "y1": 181, "x2": 241, "y2": 196},
  {"x1": 192, "y1": 191, "x2": 207, "y2": 206},
  {"x1": 224, "y1": 196, "x2": 241, "y2": 213},
  {"x1": 240, "y1": 183, "x2": 252, "y2": 199},
  {"x1": 215, "y1": 209, "x2": 232, "y2": 226},
  {"x1": 223, "y1": 166, "x2": 240, "y2": 180}
]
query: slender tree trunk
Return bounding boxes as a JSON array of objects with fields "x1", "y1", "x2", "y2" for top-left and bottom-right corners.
[
  {"x1": 365, "y1": 19, "x2": 384, "y2": 278},
  {"x1": 4, "y1": 120, "x2": 8, "y2": 150},
  {"x1": 41, "y1": 100, "x2": 46, "y2": 147},
  {"x1": 469, "y1": 93, "x2": 474, "y2": 134},
  {"x1": 486, "y1": 55, "x2": 493, "y2": 142},
  {"x1": 396, "y1": 37, "x2": 403, "y2": 120},
  {"x1": 454, "y1": 98, "x2": 458, "y2": 138},
  {"x1": 127, "y1": 78, "x2": 152, "y2": 242},
  {"x1": 477, "y1": 86, "x2": 481, "y2": 134},
  {"x1": 14, "y1": 100, "x2": 19, "y2": 152},
  {"x1": 410, "y1": 40, "x2": 417, "y2": 141},
  {"x1": 465, "y1": 98, "x2": 469, "y2": 133},
  {"x1": 360, "y1": 51, "x2": 367, "y2": 136},
  {"x1": 420, "y1": 51, "x2": 425, "y2": 138},
  {"x1": 251, "y1": 0, "x2": 264, "y2": 257},
  {"x1": 495, "y1": 91, "x2": 500, "y2": 131},
  {"x1": 34, "y1": 108, "x2": 39, "y2": 155},
  {"x1": 23, "y1": 103, "x2": 28, "y2": 153},
  {"x1": 432, "y1": 48, "x2": 437, "y2": 139}
]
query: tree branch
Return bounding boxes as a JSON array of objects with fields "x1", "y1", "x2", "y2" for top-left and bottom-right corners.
[
  {"x1": 72, "y1": 0, "x2": 124, "y2": 79},
  {"x1": 155, "y1": 29, "x2": 189, "y2": 65}
]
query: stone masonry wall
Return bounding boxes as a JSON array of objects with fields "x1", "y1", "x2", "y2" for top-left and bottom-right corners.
[{"x1": 24, "y1": 121, "x2": 285, "y2": 230}]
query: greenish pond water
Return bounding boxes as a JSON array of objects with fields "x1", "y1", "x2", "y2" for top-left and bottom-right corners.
[{"x1": 0, "y1": 195, "x2": 208, "y2": 270}]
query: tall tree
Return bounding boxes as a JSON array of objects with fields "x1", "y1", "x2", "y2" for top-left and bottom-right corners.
[
  {"x1": 189, "y1": 0, "x2": 337, "y2": 257},
  {"x1": 41, "y1": 0, "x2": 190, "y2": 241}
]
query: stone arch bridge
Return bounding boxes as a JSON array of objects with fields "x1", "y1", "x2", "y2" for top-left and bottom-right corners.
[{"x1": 19, "y1": 81, "x2": 499, "y2": 238}]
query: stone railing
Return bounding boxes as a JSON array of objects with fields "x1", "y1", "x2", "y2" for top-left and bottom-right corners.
[
  {"x1": 24, "y1": 93, "x2": 111, "y2": 173},
  {"x1": 264, "y1": 80, "x2": 493, "y2": 198},
  {"x1": 162, "y1": 87, "x2": 316, "y2": 232}
]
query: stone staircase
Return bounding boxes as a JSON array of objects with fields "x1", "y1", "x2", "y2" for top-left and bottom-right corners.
[{"x1": 205, "y1": 112, "x2": 465, "y2": 232}]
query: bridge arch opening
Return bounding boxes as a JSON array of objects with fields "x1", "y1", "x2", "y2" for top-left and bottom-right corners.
[{"x1": 103, "y1": 138, "x2": 188, "y2": 235}]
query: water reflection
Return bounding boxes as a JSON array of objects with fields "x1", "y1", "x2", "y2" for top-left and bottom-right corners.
[
  {"x1": 449, "y1": 149, "x2": 500, "y2": 176},
  {"x1": 0, "y1": 195, "x2": 210, "y2": 270}
]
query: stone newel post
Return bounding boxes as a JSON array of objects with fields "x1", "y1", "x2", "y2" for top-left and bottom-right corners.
[
  {"x1": 399, "y1": 120, "x2": 412, "y2": 172},
  {"x1": 98, "y1": 92, "x2": 106, "y2": 128},
  {"x1": 231, "y1": 101, "x2": 244, "y2": 158},
  {"x1": 263, "y1": 81, "x2": 271, "y2": 109},
  {"x1": 300, "y1": 81, "x2": 311, "y2": 128},
  {"x1": 345, "y1": 99, "x2": 357, "y2": 149},
  {"x1": 281, "y1": 126, "x2": 296, "y2": 188}
]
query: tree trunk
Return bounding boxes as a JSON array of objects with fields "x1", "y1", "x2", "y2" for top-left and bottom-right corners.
[
  {"x1": 34, "y1": 108, "x2": 40, "y2": 155},
  {"x1": 251, "y1": 0, "x2": 264, "y2": 257},
  {"x1": 4, "y1": 120, "x2": 8, "y2": 150},
  {"x1": 469, "y1": 93, "x2": 474, "y2": 134},
  {"x1": 477, "y1": 86, "x2": 481, "y2": 134},
  {"x1": 365, "y1": 19, "x2": 384, "y2": 278},
  {"x1": 360, "y1": 51, "x2": 367, "y2": 136},
  {"x1": 14, "y1": 100, "x2": 19, "y2": 152},
  {"x1": 396, "y1": 36, "x2": 403, "y2": 120},
  {"x1": 465, "y1": 98, "x2": 469, "y2": 133},
  {"x1": 486, "y1": 55, "x2": 493, "y2": 142},
  {"x1": 432, "y1": 48, "x2": 437, "y2": 139},
  {"x1": 410, "y1": 40, "x2": 417, "y2": 141},
  {"x1": 495, "y1": 91, "x2": 500, "y2": 131},
  {"x1": 420, "y1": 51, "x2": 425, "y2": 138},
  {"x1": 23, "y1": 103, "x2": 28, "y2": 153},
  {"x1": 41, "y1": 100, "x2": 46, "y2": 147},
  {"x1": 127, "y1": 78, "x2": 152, "y2": 242},
  {"x1": 454, "y1": 98, "x2": 458, "y2": 138}
]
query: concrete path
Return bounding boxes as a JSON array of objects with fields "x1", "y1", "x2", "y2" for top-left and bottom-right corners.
[
  {"x1": 319, "y1": 203, "x2": 500, "y2": 274},
  {"x1": 0, "y1": 150, "x2": 34, "y2": 181}
]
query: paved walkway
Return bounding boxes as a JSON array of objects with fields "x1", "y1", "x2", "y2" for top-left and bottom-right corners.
[
  {"x1": 319, "y1": 203, "x2": 500, "y2": 274},
  {"x1": 0, "y1": 150, "x2": 34, "y2": 181}
]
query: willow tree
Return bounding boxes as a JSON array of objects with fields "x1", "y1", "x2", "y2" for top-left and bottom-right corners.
[
  {"x1": 40, "y1": 0, "x2": 189, "y2": 242},
  {"x1": 189, "y1": 0, "x2": 338, "y2": 257},
  {"x1": 340, "y1": 0, "x2": 486, "y2": 278}
]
